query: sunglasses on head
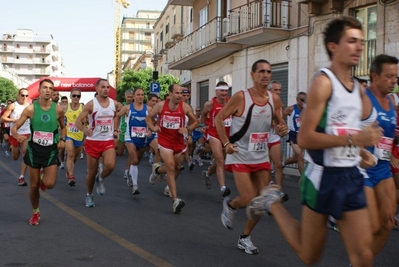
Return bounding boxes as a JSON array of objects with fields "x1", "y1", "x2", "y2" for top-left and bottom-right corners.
[
  {"x1": 298, "y1": 98, "x2": 306, "y2": 102},
  {"x1": 20, "y1": 94, "x2": 29, "y2": 97},
  {"x1": 72, "y1": 94, "x2": 81, "y2": 98}
]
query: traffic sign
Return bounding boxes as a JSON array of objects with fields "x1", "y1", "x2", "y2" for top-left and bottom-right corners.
[{"x1": 150, "y1": 82, "x2": 160, "y2": 96}]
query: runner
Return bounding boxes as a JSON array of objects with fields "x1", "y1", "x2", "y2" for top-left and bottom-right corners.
[
  {"x1": 246, "y1": 17, "x2": 382, "y2": 266},
  {"x1": 361, "y1": 54, "x2": 398, "y2": 258},
  {"x1": 146, "y1": 84, "x2": 198, "y2": 213},
  {"x1": 216, "y1": 59, "x2": 287, "y2": 254},
  {"x1": 11, "y1": 78, "x2": 66, "y2": 225},
  {"x1": 118, "y1": 89, "x2": 134, "y2": 179},
  {"x1": 115, "y1": 88, "x2": 152, "y2": 195},
  {"x1": 200, "y1": 81, "x2": 232, "y2": 197},
  {"x1": 75, "y1": 78, "x2": 123, "y2": 208},
  {"x1": 146, "y1": 93, "x2": 160, "y2": 166},
  {"x1": 0, "y1": 99, "x2": 13, "y2": 157},
  {"x1": 1, "y1": 88, "x2": 31, "y2": 186},
  {"x1": 64, "y1": 88, "x2": 85, "y2": 186}
]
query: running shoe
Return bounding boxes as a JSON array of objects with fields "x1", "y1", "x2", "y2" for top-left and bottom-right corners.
[
  {"x1": 221, "y1": 197, "x2": 236, "y2": 230},
  {"x1": 85, "y1": 195, "x2": 95, "y2": 208},
  {"x1": 1, "y1": 141, "x2": 6, "y2": 149},
  {"x1": 221, "y1": 186, "x2": 231, "y2": 198},
  {"x1": 197, "y1": 158, "x2": 203, "y2": 166},
  {"x1": 123, "y1": 169, "x2": 129, "y2": 179},
  {"x1": 17, "y1": 176, "x2": 27, "y2": 186},
  {"x1": 5, "y1": 150, "x2": 10, "y2": 157},
  {"x1": 29, "y1": 212, "x2": 40, "y2": 226},
  {"x1": 126, "y1": 174, "x2": 133, "y2": 187},
  {"x1": 327, "y1": 216, "x2": 340, "y2": 232},
  {"x1": 80, "y1": 153, "x2": 84, "y2": 159},
  {"x1": 189, "y1": 162, "x2": 194, "y2": 171},
  {"x1": 180, "y1": 165, "x2": 185, "y2": 171},
  {"x1": 67, "y1": 175, "x2": 76, "y2": 187},
  {"x1": 173, "y1": 198, "x2": 185, "y2": 214},
  {"x1": 59, "y1": 162, "x2": 65, "y2": 169},
  {"x1": 149, "y1": 163, "x2": 161, "y2": 185},
  {"x1": 246, "y1": 185, "x2": 283, "y2": 221},
  {"x1": 237, "y1": 236, "x2": 259, "y2": 255},
  {"x1": 280, "y1": 191, "x2": 289, "y2": 202},
  {"x1": 149, "y1": 153, "x2": 154, "y2": 165},
  {"x1": 202, "y1": 170, "x2": 211, "y2": 189},
  {"x1": 95, "y1": 173, "x2": 105, "y2": 195},
  {"x1": 132, "y1": 184, "x2": 140, "y2": 195},
  {"x1": 164, "y1": 186, "x2": 171, "y2": 197},
  {"x1": 194, "y1": 143, "x2": 203, "y2": 155},
  {"x1": 98, "y1": 164, "x2": 103, "y2": 175}
]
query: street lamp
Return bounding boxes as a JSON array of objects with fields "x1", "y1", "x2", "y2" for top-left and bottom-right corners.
[{"x1": 141, "y1": 50, "x2": 158, "y2": 81}]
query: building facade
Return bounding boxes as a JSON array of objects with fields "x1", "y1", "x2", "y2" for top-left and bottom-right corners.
[
  {"x1": 121, "y1": 10, "x2": 162, "y2": 71},
  {"x1": 0, "y1": 29, "x2": 65, "y2": 85}
]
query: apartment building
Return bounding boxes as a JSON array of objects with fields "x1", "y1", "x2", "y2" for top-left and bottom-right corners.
[
  {"x1": 0, "y1": 29, "x2": 65, "y2": 85},
  {"x1": 165, "y1": 0, "x2": 398, "y2": 110},
  {"x1": 121, "y1": 10, "x2": 161, "y2": 71}
]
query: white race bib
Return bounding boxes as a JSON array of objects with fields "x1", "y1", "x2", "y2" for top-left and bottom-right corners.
[
  {"x1": 32, "y1": 131, "x2": 54, "y2": 146},
  {"x1": 4, "y1": 122, "x2": 11, "y2": 128},
  {"x1": 162, "y1": 115, "x2": 180, "y2": 129},
  {"x1": 331, "y1": 127, "x2": 361, "y2": 160},
  {"x1": 96, "y1": 119, "x2": 112, "y2": 133},
  {"x1": 295, "y1": 117, "x2": 301, "y2": 128},
  {"x1": 223, "y1": 116, "x2": 232, "y2": 127},
  {"x1": 68, "y1": 122, "x2": 79, "y2": 133},
  {"x1": 248, "y1": 132, "x2": 269, "y2": 151},
  {"x1": 374, "y1": 136, "x2": 393, "y2": 161},
  {"x1": 131, "y1": 126, "x2": 146, "y2": 138}
]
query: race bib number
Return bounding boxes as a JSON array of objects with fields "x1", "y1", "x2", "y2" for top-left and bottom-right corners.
[
  {"x1": 4, "y1": 122, "x2": 11, "y2": 128},
  {"x1": 295, "y1": 117, "x2": 301, "y2": 128},
  {"x1": 32, "y1": 131, "x2": 54, "y2": 146},
  {"x1": 131, "y1": 126, "x2": 146, "y2": 138},
  {"x1": 68, "y1": 122, "x2": 79, "y2": 133},
  {"x1": 248, "y1": 132, "x2": 269, "y2": 151},
  {"x1": 96, "y1": 119, "x2": 112, "y2": 133},
  {"x1": 162, "y1": 115, "x2": 180, "y2": 129},
  {"x1": 331, "y1": 127, "x2": 361, "y2": 160},
  {"x1": 223, "y1": 116, "x2": 232, "y2": 127},
  {"x1": 374, "y1": 137, "x2": 393, "y2": 161}
]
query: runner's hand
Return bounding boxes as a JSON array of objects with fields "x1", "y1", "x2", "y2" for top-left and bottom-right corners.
[
  {"x1": 354, "y1": 121, "x2": 383, "y2": 147},
  {"x1": 275, "y1": 123, "x2": 289, "y2": 137},
  {"x1": 225, "y1": 143, "x2": 238, "y2": 154}
]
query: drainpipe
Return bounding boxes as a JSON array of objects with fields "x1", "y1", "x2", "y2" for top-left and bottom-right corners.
[
  {"x1": 217, "y1": 0, "x2": 222, "y2": 41},
  {"x1": 181, "y1": 6, "x2": 184, "y2": 36}
]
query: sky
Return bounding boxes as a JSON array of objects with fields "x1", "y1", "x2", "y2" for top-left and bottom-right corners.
[{"x1": 1, "y1": 0, "x2": 167, "y2": 78}]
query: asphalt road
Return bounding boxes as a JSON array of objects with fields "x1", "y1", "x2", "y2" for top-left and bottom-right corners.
[{"x1": 1, "y1": 150, "x2": 398, "y2": 267}]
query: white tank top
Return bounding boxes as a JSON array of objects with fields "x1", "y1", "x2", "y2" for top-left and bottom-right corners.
[
  {"x1": 10, "y1": 101, "x2": 30, "y2": 135},
  {"x1": 304, "y1": 68, "x2": 362, "y2": 167},
  {"x1": 87, "y1": 97, "x2": 116, "y2": 141},
  {"x1": 225, "y1": 89, "x2": 273, "y2": 165}
]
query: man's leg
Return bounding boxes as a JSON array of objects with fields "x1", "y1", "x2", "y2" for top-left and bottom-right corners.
[
  {"x1": 19, "y1": 140, "x2": 29, "y2": 177},
  {"x1": 85, "y1": 154, "x2": 99, "y2": 196},
  {"x1": 270, "y1": 143, "x2": 284, "y2": 187},
  {"x1": 100, "y1": 148, "x2": 116, "y2": 180},
  {"x1": 66, "y1": 140, "x2": 76, "y2": 176},
  {"x1": 209, "y1": 137, "x2": 227, "y2": 190},
  {"x1": 158, "y1": 148, "x2": 179, "y2": 199},
  {"x1": 116, "y1": 140, "x2": 125, "y2": 156},
  {"x1": 364, "y1": 178, "x2": 396, "y2": 256},
  {"x1": 290, "y1": 142, "x2": 304, "y2": 175}
]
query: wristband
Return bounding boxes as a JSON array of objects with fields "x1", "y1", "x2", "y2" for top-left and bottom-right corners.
[
  {"x1": 59, "y1": 138, "x2": 66, "y2": 142},
  {"x1": 223, "y1": 141, "x2": 230, "y2": 148},
  {"x1": 348, "y1": 134, "x2": 353, "y2": 146}
]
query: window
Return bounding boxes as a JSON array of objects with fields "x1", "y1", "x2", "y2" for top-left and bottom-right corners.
[
  {"x1": 28, "y1": 55, "x2": 33, "y2": 60},
  {"x1": 16, "y1": 44, "x2": 20, "y2": 48},
  {"x1": 190, "y1": 8, "x2": 193, "y2": 22},
  {"x1": 160, "y1": 31, "x2": 163, "y2": 42},
  {"x1": 354, "y1": 5, "x2": 377, "y2": 77},
  {"x1": 16, "y1": 55, "x2": 20, "y2": 59},
  {"x1": 28, "y1": 66, "x2": 33, "y2": 70},
  {"x1": 29, "y1": 44, "x2": 33, "y2": 49},
  {"x1": 166, "y1": 24, "x2": 169, "y2": 34},
  {"x1": 174, "y1": 14, "x2": 176, "y2": 24},
  {"x1": 146, "y1": 22, "x2": 150, "y2": 29}
]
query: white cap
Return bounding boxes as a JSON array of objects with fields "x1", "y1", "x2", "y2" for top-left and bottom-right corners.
[
  {"x1": 215, "y1": 85, "x2": 229, "y2": 90},
  {"x1": 0, "y1": 103, "x2": 5, "y2": 106}
]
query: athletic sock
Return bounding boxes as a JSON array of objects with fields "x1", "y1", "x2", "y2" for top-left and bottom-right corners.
[{"x1": 130, "y1": 165, "x2": 138, "y2": 185}]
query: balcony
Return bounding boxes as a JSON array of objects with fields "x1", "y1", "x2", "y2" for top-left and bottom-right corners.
[
  {"x1": 34, "y1": 48, "x2": 51, "y2": 54},
  {"x1": 168, "y1": 0, "x2": 194, "y2": 6},
  {"x1": 168, "y1": 17, "x2": 242, "y2": 70},
  {"x1": 14, "y1": 48, "x2": 34, "y2": 54},
  {"x1": 226, "y1": 0, "x2": 292, "y2": 46},
  {"x1": 0, "y1": 47, "x2": 14, "y2": 52},
  {"x1": 171, "y1": 23, "x2": 184, "y2": 40},
  {"x1": 354, "y1": 39, "x2": 376, "y2": 77}
]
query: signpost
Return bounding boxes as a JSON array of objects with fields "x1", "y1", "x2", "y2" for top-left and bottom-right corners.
[{"x1": 150, "y1": 82, "x2": 160, "y2": 96}]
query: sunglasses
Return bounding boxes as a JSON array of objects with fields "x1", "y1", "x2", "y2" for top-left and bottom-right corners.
[
  {"x1": 72, "y1": 95, "x2": 81, "y2": 98},
  {"x1": 20, "y1": 94, "x2": 29, "y2": 97}
]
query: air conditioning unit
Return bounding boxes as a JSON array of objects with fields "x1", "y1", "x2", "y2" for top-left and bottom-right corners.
[{"x1": 222, "y1": 18, "x2": 230, "y2": 38}]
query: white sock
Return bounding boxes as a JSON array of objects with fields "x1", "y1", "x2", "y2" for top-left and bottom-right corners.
[
  {"x1": 220, "y1": 186, "x2": 226, "y2": 192},
  {"x1": 130, "y1": 165, "x2": 138, "y2": 185}
]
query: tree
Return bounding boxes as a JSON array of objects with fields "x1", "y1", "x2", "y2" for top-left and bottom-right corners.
[
  {"x1": 0, "y1": 77, "x2": 18, "y2": 103},
  {"x1": 117, "y1": 69, "x2": 180, "y2": 102}
]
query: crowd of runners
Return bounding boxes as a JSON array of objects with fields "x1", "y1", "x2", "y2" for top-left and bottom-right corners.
[{"x1": 1, "y1": 16, "x2": 399, "y2": 267}]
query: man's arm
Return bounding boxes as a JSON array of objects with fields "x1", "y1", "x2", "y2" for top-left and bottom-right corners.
[
  {"x1": 11, "y1": 105, "x2": 33, "y2": 142},
  {"x1": 200, "y1": 101, "x2": 212, "y2": 125},
  {"x1": 145, "y1": 102, "x2": 163, "y2": 132},
  {"x1": 272, "y1": 93, "x2": 289, "y2": 136},
  {"x1": 114, "y1": 105, "x2": 129, "y2": 132},
  {"x1": 184, "y1": 103, "x2": 199, "y2": 134},
  {"x1": 56, "y1": 105, "x2": 66, "y2": 149},
  {"x1": 75, "y1": 100, "x2": 93, "y2": 136},
  {"x1": 1, "y1": 103, "x2": 16, "y2": 122},
  {"x1": 283, "y1": 105, "x2": 293, "y2": 118}
]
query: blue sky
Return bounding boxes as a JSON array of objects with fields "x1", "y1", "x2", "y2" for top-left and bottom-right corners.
[{"x1": 1, "y1": 0, "x2": 167, "y2": 78}]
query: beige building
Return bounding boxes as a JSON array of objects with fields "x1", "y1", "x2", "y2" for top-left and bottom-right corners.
[
  {"x1": 166, "y1": 0, "x2": 398, "y2": 110},
  {"x1": 0, "y1": 29, "x2": 65, "y2": 85},
  {"x1": 121, "y1": 10, "x2": 162, "y2": 71}
]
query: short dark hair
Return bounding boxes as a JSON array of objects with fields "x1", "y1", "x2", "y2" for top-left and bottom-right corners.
[
  {"x1": 168, "y1": 84, "x2": 177, "y2": 93},
  {"x1": 251, "y1": 59, "x2": 270, "y2": 72},
  {"x1": 323, "y1": 16, "x2": 362, "y2": 60},
  {"x1": 70, "y1": 88, "x2": 81, "y2": 94},
  {"x1": 297, "y1": 92, "x2": 307, "y2": 98},
  {"x1": 147, "y1": 93, "x2": 158, "y2": 101},
  {"x1": 96, "y1": 78, "x2": 108, "y2": 87},
  {"x1": 39, "y1": 78, "x2": 54, "y2": 88},
  {"x1": 61, "y1": 96, "x2": 68, "y2": 100},
  {"x1": 216, "y1": 81, "x2": 228, "y2": 87},
  {"x1": 369, "y1": 54, "x2": 399, "y2": 82}
]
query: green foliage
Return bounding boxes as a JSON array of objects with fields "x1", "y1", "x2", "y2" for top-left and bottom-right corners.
[
  {"x1": 0, "y1": 77, "x2": 18, "y2": 103},
  {"x1": 117, "y1": 69, "x2": 180, "y2": 102}
]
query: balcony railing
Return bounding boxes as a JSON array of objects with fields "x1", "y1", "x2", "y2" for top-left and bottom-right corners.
[
  {"x1": 169, "y1": 17, "x2": 223, "y2": 64},
  {"x1": 228, "y1": 0, "x2": 291, "y2": 36},
  {"x1": 170, "y1": 23, "x2": 183, "y2": 39},
  {"x1": 354, "y1": 39, "x2": 376, "y2": 77}
]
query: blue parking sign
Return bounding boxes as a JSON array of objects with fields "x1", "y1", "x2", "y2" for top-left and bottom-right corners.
[{"x1": 150, "y1": 82, "x2": 160, "y2": 96}]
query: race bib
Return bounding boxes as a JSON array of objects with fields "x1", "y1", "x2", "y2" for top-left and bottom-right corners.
[
  {"x1": 248, "y1": 132, "x2": 269, "y2": 151},
  {"x1": 223, "y1": 116, "x2": 232, "y2": 127},
  {"x1": 374, "y1": 136, "x2": 393, "y2": 161},
  {"x1": 162, "y1": 115, "x2": 180, "y2": 129},
  {"x1": 131, "y1": 126, "x2": 146, "y2": 138},
  {"x1": 68, "y1": 122, "x2": 79, "y2": 133},
  {"x1": 32, "y1": 131, "x2": 54, "y2": 146},
  {"x1": 331, "y1": 127, "x2": 361, "y2": 160},
  {"x1": 96, "y1": 118, "x2": 112, "y2": 133},
  {"x1": 4, "y1": 122, "x2": 11, "y2": 128},
  {"x1": 295, "y1": 117, "x2": 301, "y2": 128}
]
